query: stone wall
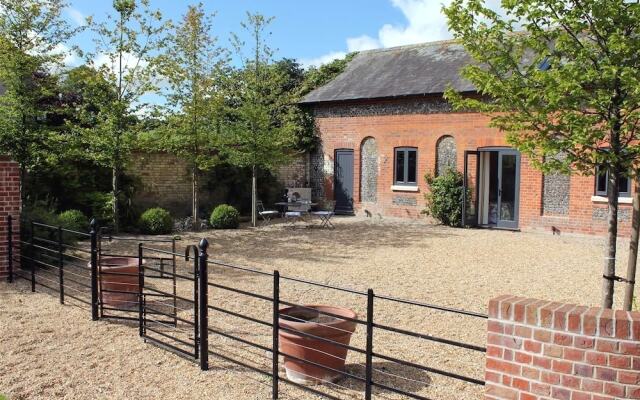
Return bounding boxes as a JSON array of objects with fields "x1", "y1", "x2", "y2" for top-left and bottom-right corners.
[
  {"x1": 436, "y1": 135, "x2": 456, "y2": 176},
  {"x1": 486, "y1": 295, "x2": 640, "y2": 400},
  {"x1": 360, "y1": 137, "x2": 378, "y2": 203},
  {"x1": 0, "y1": 157, "x2": 20, "y2": 280},
  {"x1": 543, "y1": 172, "x2": 571, "y2": 216}
]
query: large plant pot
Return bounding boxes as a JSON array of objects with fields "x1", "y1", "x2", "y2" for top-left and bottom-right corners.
[
  {"x1": 279, "y1": 305, "x2": 357, "y2": 385},
  {"x1": 97, "y1": 257, "x2": 140, "y2": 309}
]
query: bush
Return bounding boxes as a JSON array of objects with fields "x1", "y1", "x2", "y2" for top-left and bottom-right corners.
[
  {"x1": 209, "y1": 204, "x2": 240, "y2": 229},
  {"x1": 58, "y1": 209, "x2": 90, "y2": 242},
  {"x1": 58, "y1": 210, "x2": 89, "y2": 232},
  {"x1": 85, "y1": 191, "x2": 114, "y2": 227},
  {"x1": 21, "y1": 203, "x2": 60, "y2": 239},
  {"x1": 138, "y1": 207, "x2": 173, "y2": 235},
  {"x1": 423, "y1": 169, "x2": 469, "y2": 227}
]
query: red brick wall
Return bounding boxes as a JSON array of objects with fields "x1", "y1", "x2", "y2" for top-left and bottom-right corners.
[
  {"x1": 0, "y1": 157, "x2": 20, "y2": 279},
  {"x1": 486, "y1": 295, "x2": 640, "y2": 400},
  {"x1": 314, "y1": 98, "x2": 632, "y2": 236}
]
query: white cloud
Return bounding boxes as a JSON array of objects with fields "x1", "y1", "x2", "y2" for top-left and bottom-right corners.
[
  {"x1": 54, "y1": 43, "x2": 80, "y2": 66},
  {"x1": 67, "y1": 7, "x2": 86, "y2": 26},
  {"x1": 300, "y1": 51, "x2": 347, "y2": 68},
  {"x1": 346, "y1": 35, "x2": 380, "y2": 52},
  {"x1": 306, "y1": 0, "x2": 503, "y2": 67},
  {"x1": 93, "y1": 52, "x2": 148, "y2": 76}
]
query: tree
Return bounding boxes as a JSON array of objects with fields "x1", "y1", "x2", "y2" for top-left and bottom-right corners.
[
  {"x1": 83, "y1": 0, "x2": 168, "y2": 231},
  {"x1": 148, "y1": 3, "x2": 229, "y2": 228},
  {"x1": 225, "y1": 13, "x2": 296, "y2": 227},
  {"x1": 0, "y1": 0, "x2": 80, "y2": 205},
  {"x1": 444, "y1": 0, "x2": 640, "y2": 308}
]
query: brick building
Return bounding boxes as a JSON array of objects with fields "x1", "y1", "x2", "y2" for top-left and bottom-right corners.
[{"x1": 301, "y1": 40, "x2": 632, "y2": 236}]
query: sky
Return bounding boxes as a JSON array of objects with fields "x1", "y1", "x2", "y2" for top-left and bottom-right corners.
[{"x1": 64, "y1": 0, "x2": 494, "y2": 68}]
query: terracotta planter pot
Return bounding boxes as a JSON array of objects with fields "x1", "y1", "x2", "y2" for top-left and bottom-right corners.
[
  {"x1": 279, "y1": 305, "x2": 357, "y2": 385},
  {"x1": 97, "y1": 257, "x2": 140, "y2": 309}
]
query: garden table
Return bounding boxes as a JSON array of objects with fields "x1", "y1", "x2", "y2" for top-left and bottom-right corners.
[
  {"x1": 310, "y1": 210, "x2": 334, "y2": 229},
  {"x1": 274, "y1": 202, "x2": 317, "y2": 217}
]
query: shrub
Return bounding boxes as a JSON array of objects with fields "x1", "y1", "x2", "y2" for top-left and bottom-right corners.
[
  {"x1": 58, "y1": 209, "x2": 90, "y2": 242},
  {"x1": 138, "y1": 208, "x2": 173, "y2": 235},
  {"x1": 24, "y1": 203, "x2": 59, "y2": 226},
  {"x1": 209, "y1": 204, "x2": 240, "y2": 229},
  {"x1": 58, "y1": 210, "x2": 89, "y2": 232},
  {"x1": 21, "y1": 203, "x2": 60, "y2": 239},
  {"x1": 85, "y1": 191, "x2": 114, "y2": 226},
  {"x1": 423, "y1": 169, "x2": 469, "y2": 227}
]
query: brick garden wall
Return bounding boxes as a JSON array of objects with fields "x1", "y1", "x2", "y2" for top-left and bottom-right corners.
[
  {"x1": 486, "y1": 295, "x2": 640, "y2": 400},
  {"x1": 310, "y1": 96, "x2": 633, "y2": 236},
  {"x1": 127, "y1": 151, "x2": 309, "y2": 216},
  {"x1": 0, "y1": 157, "x2": 20, "y2": 279},
  {"x1": 127, "y1": 152, "x2": 192, "y2": 216},
  {"x1": 276, "y1": 153, "x2": 309, "y2": 188}
]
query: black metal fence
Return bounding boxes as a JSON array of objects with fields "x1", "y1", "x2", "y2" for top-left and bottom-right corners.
[
  {"x1": 5, "y1": 216, "x2": 487, "y2": 400},
  {"x1": 8, "y1": 216, "x2": 95, "y2": 309}
]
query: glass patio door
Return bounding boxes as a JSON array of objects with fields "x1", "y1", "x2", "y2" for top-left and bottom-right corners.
[{"x1": 496, "y1": 150, "x2": 520, "y2": 229}]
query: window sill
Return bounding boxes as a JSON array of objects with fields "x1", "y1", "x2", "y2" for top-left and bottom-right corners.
[
  {"x1": 391, "y1": 185, "x2": 419, "y2": 192},
  {"x1": 591, "y1": 195, "x2": 632, "y2": 204}
]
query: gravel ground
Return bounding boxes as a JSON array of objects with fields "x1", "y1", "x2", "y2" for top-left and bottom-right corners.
[{"x1": 1, "y1": 216, "x2": 636, "y2": 400}]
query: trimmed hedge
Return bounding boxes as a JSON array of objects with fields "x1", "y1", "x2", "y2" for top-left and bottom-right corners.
[
  {"x1": 138, "y1": 207, "x2": 173, "y2": 235},
  {"x1": 58, "y1": 209, "x2": 89, "y2": 233},
  {"x1": 209, "y1": 204, "x2": 240, "y2": 229}
]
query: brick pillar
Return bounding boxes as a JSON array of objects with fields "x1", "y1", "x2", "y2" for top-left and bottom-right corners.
[
  {"x1": 0, "y1": 157, "x2": 21, "y2": 280},
  {"x1": 486, "y1": 295, "x2": 640, "y2": 400}
]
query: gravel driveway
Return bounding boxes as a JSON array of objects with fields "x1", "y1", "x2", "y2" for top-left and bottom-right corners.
[{"x1": 0, "y1": 216, "x2": 635, "y2": 400}]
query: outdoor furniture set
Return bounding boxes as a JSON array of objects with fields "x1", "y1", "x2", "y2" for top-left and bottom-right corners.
[{"x1": 257, "y1": 199, "x2": 335, "y2": 228}]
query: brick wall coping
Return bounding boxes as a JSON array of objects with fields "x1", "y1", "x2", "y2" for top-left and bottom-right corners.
[{"x1": 489, "y1": 295, "x2": 640, "y2": 341}]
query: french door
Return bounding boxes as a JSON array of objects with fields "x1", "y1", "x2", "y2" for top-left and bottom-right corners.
[
  {"x1": 464, "y1": 148, "x2": 520, "y2": 229},
  {"x1": 495, "y1": 150, "x2": 520, "y2": 229}
]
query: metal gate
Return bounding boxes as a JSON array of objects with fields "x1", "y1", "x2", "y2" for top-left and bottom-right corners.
[
  {"x1": 138, "y1": 244, "x2": 200, "y2": 361},
  {"x1": 98, "y1": 232, "x2": 178, "y2": 322}
]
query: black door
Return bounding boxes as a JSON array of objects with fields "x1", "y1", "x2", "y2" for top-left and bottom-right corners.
[{"x1": 334, "y1": 149, "x2": 354, "y2": 215}]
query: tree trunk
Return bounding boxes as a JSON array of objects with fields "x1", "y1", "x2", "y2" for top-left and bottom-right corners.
[
  {"x1": 624, "y1": 176, "x2": 640, "y2": 311},
  {"x1": 112, "y1": 165, "x2": 120, "y2": 233},
  {"x1": 602, "y1": 170, "x2": 620, "y2": 309},
  {"x1": 252, "y1": 165, "x2": 257, "y2": 227},
  {"x1": 192, "y1": 168, "x2": 199, "y2": 231}
]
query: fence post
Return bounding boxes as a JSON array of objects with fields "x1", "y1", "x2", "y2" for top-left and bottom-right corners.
[
  {"x1": 30, "y1": 221, "x2": 35, "y2": 292},
  {"x1": 58, "y1": 226, "x2": 64, "y2": 304},
  {"x1": 7, "y1": 215, "x2": 13, "y2": 283},
  {"x1": 185, "y1": 245, "x2": 199, "y2": 359},
  {"x1": 198, "y1": 238, "x2": 209, "y2": 371},
  {"x1": 90, "y1": 219, "x2": 99, "y2": 320},
  {"x1": 138, "y1": 243, "x2": 144, "y2": 338},
  {"x1": 272, "y1": 270, "x2": 280, "y2": 399},
  {"x1": 365, "y1": 289, "x2": 374, "y2": 400},
  {"x1": 172, "y1": 239, "x2": 177, "y2": 326}
]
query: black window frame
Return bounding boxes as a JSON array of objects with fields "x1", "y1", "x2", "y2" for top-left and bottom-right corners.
[
  {"x1": 595, "y1": 166, "x2": 631, "y2": 198},
  {"x1": 394, "y1": 147, "x2": 418, "y2": 186}
]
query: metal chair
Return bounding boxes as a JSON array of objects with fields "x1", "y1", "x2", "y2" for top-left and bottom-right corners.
[
  {"x1": 257, "y1": 201, "x2": 279, "y2": 226},
  {"x1": 311, "y1": 200, "x2": 336, "y2": 229},
  {"x1": 284, "y1": 200, "x2": 311, "y2": 227}
]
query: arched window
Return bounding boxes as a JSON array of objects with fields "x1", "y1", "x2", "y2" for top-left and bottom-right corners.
[
  {"x1": 360, "y1": 137, "x2": 378, "y2": 202},
  {"x1": 436, "y1": 135, "x2": 456, "y2": 176}
]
